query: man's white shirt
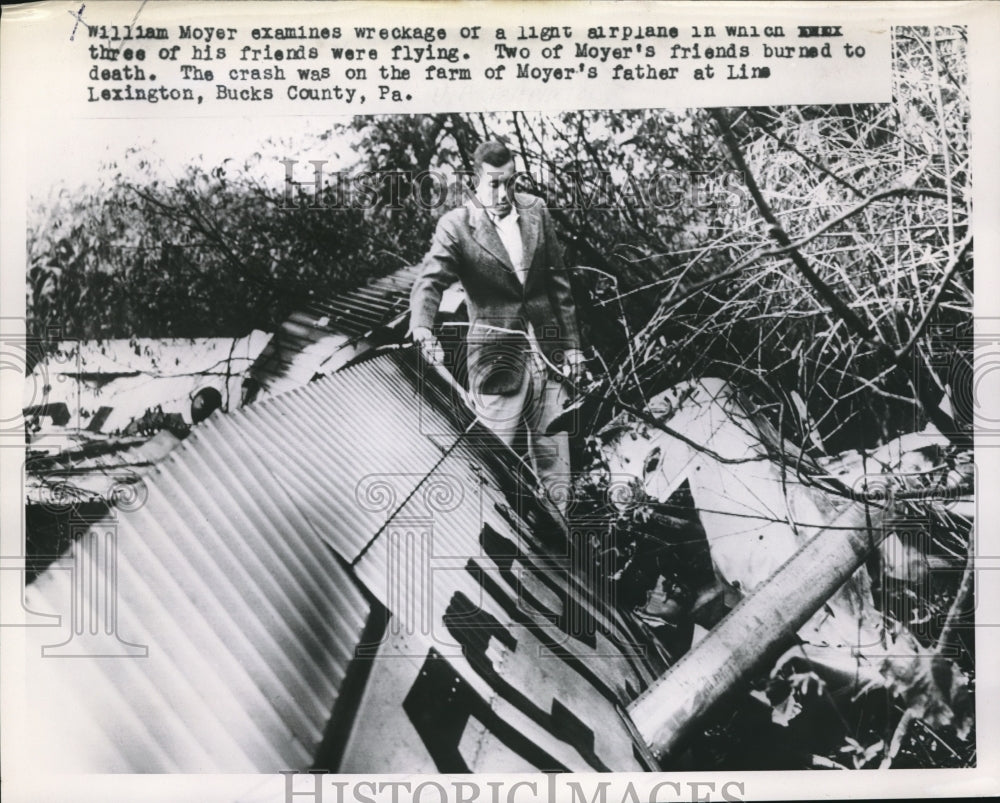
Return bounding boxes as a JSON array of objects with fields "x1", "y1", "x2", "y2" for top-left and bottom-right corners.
[
  {"x1": 489, "y1": 207, "x2": 554, "y2": 372},
  {"x1": 490, "y1": 208, "x2": 528, "y2": 284}
]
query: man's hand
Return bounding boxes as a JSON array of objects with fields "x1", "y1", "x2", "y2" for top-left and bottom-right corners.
[{"x1": 412, "y1": 326, "x2": 445, "y2": 365}]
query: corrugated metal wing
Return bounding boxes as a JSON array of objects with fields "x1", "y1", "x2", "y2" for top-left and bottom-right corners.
[
  {"x1": 249, "y1": 264, "x2": 421, "y2": 397},
  {"x1": 25, "y1": 409, "x2": 371, "y2": 772},
  {"x1": 24, "y1": 348, "x2": 657, "y2": 773}
]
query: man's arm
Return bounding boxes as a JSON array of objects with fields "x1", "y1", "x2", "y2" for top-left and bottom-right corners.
[
  {"x1": 410, "y1": 213, "x2": 462, "y2": 333},
  {"x1": 410, "y1": 213, "x2": 462, "y2": 363},
  {"x1": 541, "y1": 205, "x2": 583, "y2": 364}
]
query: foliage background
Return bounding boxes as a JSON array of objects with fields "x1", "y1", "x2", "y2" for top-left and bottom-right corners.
[{"x1": 28, "y1": 27, "x2": 970, "y2": 453}]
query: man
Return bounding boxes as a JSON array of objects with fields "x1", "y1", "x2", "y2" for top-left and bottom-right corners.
[{"x1": 409, "y1": 140, "x2": 585, "y2": 515}]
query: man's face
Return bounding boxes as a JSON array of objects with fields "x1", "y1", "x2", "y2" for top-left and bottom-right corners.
[{"x1": 474, "y1": 160, "x2": 516, "y2": 216}]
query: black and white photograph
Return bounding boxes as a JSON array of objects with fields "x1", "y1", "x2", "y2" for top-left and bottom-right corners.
[{"x1": 1, "y1": 2, "x2": 997, "y2": 801}]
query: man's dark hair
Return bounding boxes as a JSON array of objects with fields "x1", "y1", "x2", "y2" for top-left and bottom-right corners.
[{"x1": 472, "y1": 140, "x2": 514, "y2": 176}]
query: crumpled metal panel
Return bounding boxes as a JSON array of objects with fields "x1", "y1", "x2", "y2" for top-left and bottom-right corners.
[
  {"x1": 246, "y1": 310, "x2": 357, "y2": 399},
  {"x1": 311, "y1": 264, "x2": 422, "y2": 338},
  {"x1": 343, "y1": 430, "x2": 652, "y2": 773},
  {"x1": 26, "y1": 334, "x2": 271, "y2": 435},
  {"x1": 24, "y1": 407, "x2": 371, "y2": 772},
  {"x1": 25, "y1": 430, "x2": 182, "y2": 505},
  {"x1": 29, "y1": 335, "x2": 271, "y2": 379},
  {"x1": 235, "y1": 357, "x2": 458, "y2": 563},
  {"x1": 287, "y1": 352, "x2": 653, "y2": 771},
  {"x1": 249, "y1": 265, "x2": 422, "y2": 397},
  {"x1": 24, "y1": 348, "x2": 656, "y2": 773}
]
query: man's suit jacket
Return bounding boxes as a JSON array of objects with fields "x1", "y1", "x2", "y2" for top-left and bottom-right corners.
[{"x1": 409, "y1": 193, "x2": 581, "y2": 395}]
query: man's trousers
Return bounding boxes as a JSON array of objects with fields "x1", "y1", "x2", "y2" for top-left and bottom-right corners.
[{"x1": 469, "y1": 357, "x2": 572, "y2": 515}]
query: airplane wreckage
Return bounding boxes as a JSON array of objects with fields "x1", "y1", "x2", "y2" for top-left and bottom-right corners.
[{"x1": 23, "y1": 281, "x2": 973, "y2": 773}]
